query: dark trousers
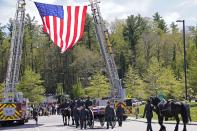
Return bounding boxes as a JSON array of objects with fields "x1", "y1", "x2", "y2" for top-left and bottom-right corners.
[
  {"x1": 106, "y1": 118, "x2": 112, "y2": 129},
  {"x1": 117, "y1": 116, "x2": 123, "y2": 126},
  {"x1": 75, "y1": 118, "x2": 79, "y2": 128},
  {"x1": 80, "y1": 119, "x2": 87, "y2": 129},
  {"x1": 146, "y1": 118, "x2": 153, "y2": 131}
]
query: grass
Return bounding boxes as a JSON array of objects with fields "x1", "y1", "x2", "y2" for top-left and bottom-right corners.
[
  {"x1": 190, "y1": 102, "x2": 197, "y2": 122},
  {"x1": 138, "y1": 102, "x2": 197, "y2": 122}
]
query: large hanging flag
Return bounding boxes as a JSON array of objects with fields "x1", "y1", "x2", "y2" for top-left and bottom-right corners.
[{"x1": 35, "y1": 2, "x2": 87, "y2": 52}]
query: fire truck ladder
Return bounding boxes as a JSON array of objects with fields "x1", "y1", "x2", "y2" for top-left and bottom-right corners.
[
  {"x1": 90, "y1": 0, "x2": 124, "y2": 99},
  {"x1": 3, "y1": 0, "x2": 26, "y2": 103}
]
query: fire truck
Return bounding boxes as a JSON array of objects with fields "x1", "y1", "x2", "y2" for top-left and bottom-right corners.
[{"x1": 0, "y1": 0, "x2": 29, "y2": 126}]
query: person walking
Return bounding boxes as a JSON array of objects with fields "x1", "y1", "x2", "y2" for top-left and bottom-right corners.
[
  {"x1": 33, "y1": 108, "x2": 39, "y2": 125},
  {"x1": 116, "y1": 102, "x2": 124, "y2": 127},
  {"x1": 142, "y1": 99, "x2": 154, "y2": 131},
  {"x1": 105, "y1": 101, "x2": 115, "y2": 129},
  {"x1": 135, "y1": 103, "x2": 140, "y2": 119},
  {"x1": 79, "y1": 104, "x2": 88, "y2": 129},
  {"x1": 73, "y1": 104, "x2": 80, "y2": 128},
  {"x1": 85, "y1": 97, "x2": 93, "y2": 109}
]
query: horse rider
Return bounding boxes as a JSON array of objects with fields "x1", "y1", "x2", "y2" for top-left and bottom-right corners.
[
  {"x1": 116, "y1": 102, "x2": 125, "y2": 127},
  {"x1": 85, "y1": 97, "x2": 93, "y2": 109},
  {"x1": 79, "y1": 104, "x2": 88, "y2": 129},
  {"x1": 142, "y1": 99, "x2": 154, "y2": 131},
  {"x1": 33, "y1": 108, "x2": 39, "y2": 124},
  {"x1": 77, "y1": 98, "x2": 83, "y2": 108},
  {"x1": 73, "y1": 103, "x2": 80, "y2": 128},
  {"x1": 105, "y1": 101, "x2": 115, "y2": 129}
]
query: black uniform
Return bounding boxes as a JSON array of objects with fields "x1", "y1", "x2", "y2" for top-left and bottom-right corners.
[
  {"x1": 116, "y1": 104, "x2": 124, "y2": 127},
  {"x1": 85, "y1": 99, "x2": 93, "y2": 108},
  {"x1": 70, "y1": 100, "x2": 76, "y2": 125},
  {"x1": 73, "y1": 106, "x2": 80, "y2": 128},
  {"x1": 33, "y1": 109, "x2": 38, "y2": 124},
  {"x1": 79, "y1": 106, "x2": 88, "y2": 129},
  {"x1": 77, "y1": 99, "x2": 83, "y2": 108},
  {"x1": 105, "y1": 104, "x2": 115, "y2": 129},
  {"x1": 143, "y1": 101, "x2": 154, "y2": 131}
]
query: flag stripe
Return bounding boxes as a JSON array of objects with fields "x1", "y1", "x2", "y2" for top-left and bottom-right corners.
[
  {"x1": 60, "y1": 19, "x2": 64, "y2": 48},
  {"x1": 68, "y1": 6, "x2": 79, "y2": 50},
  {"x1": 49, "y1": 16, "x2": 54, "y2": 42},
  {"x1": 45, "y1": 16, "x2": 51, "y2": 37},
  {"x1": 65, "y1": 6, "x2": 75, "y2": 51},
  {"x1": 53, "y1": 16, "x2": 57, "y2": 45},
  {"x1": 66, "y1": 6, "x2": 77, "y2": 51},
  {"x1": 56, "y1": 18, "x2": 61, "y2": 47},
  {"x1": 74, "y1": 6, "x2": 84, "y2": 45},
  {"x1": 63, "y1": 6, "x2": 71, "y2": 52},
  {"x1": 79, "y1": 6, "x2": 87, "y2": 41}
]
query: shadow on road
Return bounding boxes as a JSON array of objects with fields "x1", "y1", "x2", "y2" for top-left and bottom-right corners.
[
  {"x1": 0, "y1": 123, "x2": 44, "y2": 130},
  {"x1": 44, "y1": 124, "x2": 107, "y2": 129}
]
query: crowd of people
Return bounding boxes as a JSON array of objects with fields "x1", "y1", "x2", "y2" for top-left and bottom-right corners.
[{"x1": 30, "y1": 97, "x2": 125, "y2": 129}]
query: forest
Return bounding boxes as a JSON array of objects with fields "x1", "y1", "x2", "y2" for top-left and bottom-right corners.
[{"x1": 0, "y1": 12, "x2": 197, "y2": 103}]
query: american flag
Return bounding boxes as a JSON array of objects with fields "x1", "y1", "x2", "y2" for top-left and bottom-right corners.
[{"x1": 35, "y1": 2, "x2": 87, "y2": 52}]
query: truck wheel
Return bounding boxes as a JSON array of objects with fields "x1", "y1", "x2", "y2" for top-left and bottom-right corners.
[
  {"x1": 0, "y1": 121, "x2": 7, "y2": 127},
  {"x1": 18, "y1": 120, "x2": 25, "y2": 125}
]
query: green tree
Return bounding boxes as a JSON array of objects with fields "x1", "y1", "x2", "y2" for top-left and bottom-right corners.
[
  {"x1": 170, "y1": 22, "x2": 178, "y2": 34},
  {"x1": 85, "y1": 72, "x2": 110, "y2": 98},
  {"x1": 158, "y1": 67, "x2": 183, "y2": 99},
  {"x1": 17, "y1": 68, "x2": 45, "y2": 103},
  {"x1": 153, "y1": 12, "x2": 168, "y2": 32},
  {"x1": 189, "y1": 61, "x2": 197, "y2": 97},
  {"x1": 71, "y1": 80, "x2": 85, "y2": 98},
  {"x1": 144, "y1": 58, "x2": 162, "y2": 96},
  {"x1": 123, "y1": 15, "x2": 146, "y2": 66},
  {"x1": 56, "y1": 83, "x2": 64, "y2": 96},
  {"x1": 123, "y1": 65, "x2": 145, "y2": 99}
]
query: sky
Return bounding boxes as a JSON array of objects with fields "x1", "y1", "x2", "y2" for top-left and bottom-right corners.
[{"x1": 0, "y1": 0, "x2": 197, "y2": 27}]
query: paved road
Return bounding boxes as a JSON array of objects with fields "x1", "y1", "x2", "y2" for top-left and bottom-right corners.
[{"x1": 1, "y1": 115, "x2": 196, "y2": 131}]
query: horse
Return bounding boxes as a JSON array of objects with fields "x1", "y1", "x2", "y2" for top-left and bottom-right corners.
[
  {"x1": 61, "y1": 107, "x2": 71, "y2": 126},
  {"x1": 149, "y1": 96, "x2": 191, "y2": 131}
]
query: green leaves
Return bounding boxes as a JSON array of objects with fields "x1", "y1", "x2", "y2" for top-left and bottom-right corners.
[
  {"x1": 85, "y1": 72, "x2": 110, "y2": 98},
  {"x1": 17, "y1": 68, "x2": 45, "y2": 103},
  {"x1": 123, "y1": 14, "x2": 147, "y2": 66},
  {"x1": 71, "y1": 80, "x2": 84, "y2": 98},
  {"x1": 0, "y1": 83, "x2": 4, "y2": 100}
]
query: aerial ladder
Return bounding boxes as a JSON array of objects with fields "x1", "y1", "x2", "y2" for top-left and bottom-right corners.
[
  {"x1": 90, "y1": 0, "x2": 125, "y2": 100},
  {"x1": 0, "y1": 0, "x2": 29, "y2": 125}
]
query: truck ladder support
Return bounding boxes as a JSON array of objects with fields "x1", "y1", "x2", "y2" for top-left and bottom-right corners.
[
  {"x1": 90, "y1": 0, "x2": 125, "y2": 100},
  {"x1": 4, "y1": 0, "x2": 26, "y2": 103}
]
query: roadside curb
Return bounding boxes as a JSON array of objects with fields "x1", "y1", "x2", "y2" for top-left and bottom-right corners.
[{"x1": 127, "y1": 117, "x2": 197, "y2": 125}]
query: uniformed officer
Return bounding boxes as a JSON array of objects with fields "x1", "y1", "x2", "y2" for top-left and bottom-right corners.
[
  {"x1": 73, "y1": 104, "x2": 80, "y2": 128},
  {"x1": 64, "y1": 99, "x2": 69, "y2": 108},
  {"x1": 105, "y1": 101, "x2": 115, "y2": 129},
  {"x1": 33, "y1": 108, "x2": 38, "y2": 124},
  {"x1": 142, "y1": 99, "x2": 154, "y2": 131},
  {"x1": 79, "y1": 104, "x2": 88, "y2": 129},
  {"x1": 70, "y1": 100, "x2": 76, "y2": 125},
  {"x1": 85, "y1": 97, "x2": 93, "y2": 109},
  {"x1": 77, "y1": 98, "x2": 83, "y2": 108},
  {"x1": 116, "y1": 102, "x2": 124, "y2": 127}
]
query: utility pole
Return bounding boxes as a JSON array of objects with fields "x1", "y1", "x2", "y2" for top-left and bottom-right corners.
[{"x1": 176, "y1": 20, "x2": 188, "y2": 100}]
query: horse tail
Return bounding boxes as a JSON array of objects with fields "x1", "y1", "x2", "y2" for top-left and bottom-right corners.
[{"x1": 181, "y1": 103, "x2": 189, "y2": 124}]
